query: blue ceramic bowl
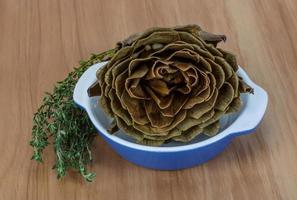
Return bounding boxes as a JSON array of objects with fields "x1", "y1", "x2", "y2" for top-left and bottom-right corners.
[{"x1": 73, "y1": 62, "x2": 268, "y2": 170}]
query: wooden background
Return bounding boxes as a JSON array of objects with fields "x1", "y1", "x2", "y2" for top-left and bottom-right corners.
[{"x1": 1, "y1": 0, "x2": 297, "y2": 199}]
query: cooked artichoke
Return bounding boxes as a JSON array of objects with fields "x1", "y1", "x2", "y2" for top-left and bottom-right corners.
[{"x1": 88, "y1": 24, "x2": 253, "y2": 146}]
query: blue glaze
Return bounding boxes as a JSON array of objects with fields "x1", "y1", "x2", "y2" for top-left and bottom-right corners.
[{"x1": 100, "y1": 130, "x2": 233, "y2": 170}]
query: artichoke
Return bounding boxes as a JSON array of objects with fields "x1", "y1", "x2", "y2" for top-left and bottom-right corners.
[{"x1": 88, "y1": 24, "x2": 253, "y2": 146}]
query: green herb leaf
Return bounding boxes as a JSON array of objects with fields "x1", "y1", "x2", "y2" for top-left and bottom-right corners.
[{"x1": 30, "y1": 48, "x2": 116, "y2": 182}]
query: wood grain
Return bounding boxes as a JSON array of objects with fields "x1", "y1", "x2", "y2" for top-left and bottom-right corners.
[{"x1": 1, "y1": 0, "x2": 297, "y2": 199}]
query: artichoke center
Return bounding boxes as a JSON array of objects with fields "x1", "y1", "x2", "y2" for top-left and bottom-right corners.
[{"x1": 147, "y1": 61, "x2": 199, "y2": 96}]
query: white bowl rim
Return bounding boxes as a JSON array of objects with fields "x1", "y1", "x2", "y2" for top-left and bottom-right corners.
[{"x1": 73, "y1": 61, "x2": 268, "y2": 152}]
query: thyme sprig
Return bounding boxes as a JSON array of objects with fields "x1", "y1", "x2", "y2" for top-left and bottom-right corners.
[{"x1": 30, "y1": 49, "x2": 116, "y2": 182}]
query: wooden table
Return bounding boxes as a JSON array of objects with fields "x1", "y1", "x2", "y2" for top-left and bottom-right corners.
[{"x1": 1, "y1": 0, "x2": 297, "y2": 199}]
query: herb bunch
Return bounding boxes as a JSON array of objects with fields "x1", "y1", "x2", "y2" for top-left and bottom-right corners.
[{"x1": 30, "y1": 49, "x2": 116, "y2": 182}]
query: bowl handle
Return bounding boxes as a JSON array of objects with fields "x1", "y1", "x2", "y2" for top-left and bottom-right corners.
[
  {"x1": 73, "y1": 62, "x2": 108, "y2": 109},
  {"x1": 227, "y1": 68, "x2": 268, "y2": 137}
]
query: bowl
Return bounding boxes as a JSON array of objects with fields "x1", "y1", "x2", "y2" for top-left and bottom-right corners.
[{"x1": 73, "y1": 61, "x2": 268, "y2": 170}]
